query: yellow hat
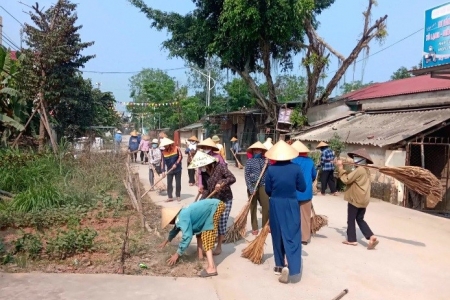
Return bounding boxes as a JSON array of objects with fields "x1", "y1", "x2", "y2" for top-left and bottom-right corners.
[
  {"x1": 161, "y1": 207, "x2": 182, "y2": 229},
  {"x1": 159, "y1": 138, "x2": 174, "y2": 148},
  {"x1": 187, "y1": 151, "x2": 217, "y2": 169},
  {"x1": 263, "y1": 138, "x2": 273, "y2": 150},
  {"x1": 291, "y1": 140, "x2": 310, "y2": 153},
  {"x1": 130, "y1": 130, "x2": 138, "y2": 136},
  {"x1": 316, "y1": 141, "x2": 329, "y2": 149},
  {"x1": 188, "y1": 135, "x2": 199, "y2": 142},
  {"x1": 197, "y1": 138, "x2": 219, "y2": 151},
  {"x1": 230, "y1": 137, "x2": 238, "y2": 142},
  {"x1": 247, "y1": 141, "x2": 267, "y2": 152},
  {"x1": 264, "y1": 140, "x2": 298, "y2": 161},
  {"x1": 211, "y1": 135, "x2": 220, "y2": 142}
]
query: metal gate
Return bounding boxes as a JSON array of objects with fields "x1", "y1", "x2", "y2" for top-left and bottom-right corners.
[{"x1": 405, "y1": 138, "x2": 450, "y2": 213}]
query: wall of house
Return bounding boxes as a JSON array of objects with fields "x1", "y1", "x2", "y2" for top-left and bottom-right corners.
[
  {"x1": 357, "y1": 90, "x2": 450, "y2": 111},
  {"x1": 307, "y1": 100, "x2": 352, "y2": 126},
  {"x1": 179, "y1": 129, "x2": 203, "y2": 148},
  {"x1": 301, "y1": 141, "x2": 404, "y2": 204}
]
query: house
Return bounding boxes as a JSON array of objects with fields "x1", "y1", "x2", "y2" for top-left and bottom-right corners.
[
  {"x1": 293, "y1": 75, "x2": 450, "y2": 213},
  {"x1": 176, "y1": 122, "x2": 204, "y2": 148}
]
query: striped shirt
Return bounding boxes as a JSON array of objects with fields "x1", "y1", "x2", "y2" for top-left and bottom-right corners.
[
  {"x1": 320, "y1": 148, "x2": 335, "y2": 171},
  {"x1": 245, "y1": 157, "x2": 267, "y2": 194}
]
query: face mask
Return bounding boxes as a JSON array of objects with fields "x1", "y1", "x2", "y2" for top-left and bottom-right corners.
[
  {"x1": 200, "y1": 167, "x2": 206, "y2": 172},
  {"x1": 190, "y1": 141, "x2": 196, "y2": 145},
  {"x1": 254, "y1": 153, "x2": 262, "y2": 158},
  {"x1": 204, "y1": 149, "x2": 211, "y2": 154},
  {"x1": 151, "y1": 144, "x2": 158, "y2": 149},
  {"x1": 160, "y1": 147, "x2": 165, "y2": 150},
  {"x1": 353, "y1": 156, "x2": 367, "y2": 165}
]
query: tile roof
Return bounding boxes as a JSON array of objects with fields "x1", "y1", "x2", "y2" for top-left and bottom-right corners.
[
  {"x1": 179, "y1": 122, "x2": 203, "y2": 131},
  {"x1": 293, "y1": 109, "x2": 450, "y2": 147},
  {"x1": 341, "y1": 75, "x2": 450, "y2": 101}
]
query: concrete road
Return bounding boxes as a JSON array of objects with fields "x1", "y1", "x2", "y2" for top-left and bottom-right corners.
[{"x1": 2, "y1": 137, "x2": 450, "y2": 300}]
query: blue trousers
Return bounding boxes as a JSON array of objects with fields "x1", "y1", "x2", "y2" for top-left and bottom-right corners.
[{"x1": 269, "y1": 197, "x2": 302, "y2": 276}]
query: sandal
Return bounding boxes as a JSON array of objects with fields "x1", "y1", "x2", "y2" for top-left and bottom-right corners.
[
  {"x1": 252, "y1": 230, "x2": 259, "y2": 235},
  {"x1": 274, "y1": 266, "x2": 283, "y2": 275},
  {"x1": 332, "y1": 192, "x2": 339, "y2": 196},
  {"x1": 176, "y1": 197, "x2": 181, "y2": 202},
  {"x1": 165, "y1": 199, "x2": 174, "y2": 202},
  {"x1": 367, "y1": 238, "x2": 379, "y2": 250},
  {"x1": 199, "y1": 269, "x2": 218, "y2": 278},
  {"x1": 342, "y1": 241, "x2": 358, "y2": 246}
]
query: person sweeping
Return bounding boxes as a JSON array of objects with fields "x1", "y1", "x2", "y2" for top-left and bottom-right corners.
[
  {"x1": 291, "y1": 141, "x2": 317, "y2": 245},
  {"x1": 264, "y1": 140, "x2": 306, "y2": 284},
  {"x1": 336, "y1": 148, "x2": 379, "y2": 250},
  {"x1": 159, "y1": 198, "x2": 225, "y2": 277},
  {"x1": 196, "y1": 138, "x2": 227, "y2": 197},
  {"x1": 245, "y1": 141, "x2": 269, "y2": 235},
  {"x1": 192, "y1": 150, "x2": 236, "y2": 256},
  {"x1": 185, "y1": 135, "x2": 198, "y2": 186}
]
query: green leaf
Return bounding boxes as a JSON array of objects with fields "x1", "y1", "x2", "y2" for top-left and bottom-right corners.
[{"x1": 0, "y1": 114, "x2": 25, "y2": 131}]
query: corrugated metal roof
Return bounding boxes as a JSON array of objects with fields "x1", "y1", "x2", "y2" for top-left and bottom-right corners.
[
  {"x1": 342, "y1": 75, "x2": 450, "y2": 101},
  {"x1": 293, "y1": 109, "x2": 450, "y2": 147},
  {"x1": 208, "y1": 108, "x2": 262, "y2": 116},
  {"x1": 179, "y1": 122, "x2": 203, "y2": 131}
]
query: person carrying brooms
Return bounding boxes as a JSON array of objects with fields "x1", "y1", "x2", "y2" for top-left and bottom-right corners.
[
  {"x1": 244, "y1": 141, "x2": 269, "y2": 236},
  {"x1": 159, "y1": 198, "x2": 226, "y2": 278},
  {"x1": 336, "y1": 148, "x2": 379, "y2": 250},
  {"x1": 191, "y1": 150, "x2": 236, "y2": 256}
]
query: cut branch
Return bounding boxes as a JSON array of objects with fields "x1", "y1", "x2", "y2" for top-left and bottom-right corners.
[{"x1": 310, "y1": 28, "x2": 345, "y2": 62}]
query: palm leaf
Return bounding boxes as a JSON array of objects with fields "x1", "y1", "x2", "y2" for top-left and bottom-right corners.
[
  {"x1": 0, "y1": 113, "x2": 25, "y2": 131},
  {"x1": 0, "y1": 87, "x2": 19, "y2": 97}
]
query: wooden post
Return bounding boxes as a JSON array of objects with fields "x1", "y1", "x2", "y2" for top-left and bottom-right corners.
[{"x1": 133, "y1": 173, "x2": 145, "y2": 229}]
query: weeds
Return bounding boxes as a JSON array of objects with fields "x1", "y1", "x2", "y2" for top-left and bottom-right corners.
[
  {"x1": 46, "y1": 228, "x2": 98, "y2": 260},
  {"x1": 14, "y1": 233, "x2": 43, "y2": 259}
]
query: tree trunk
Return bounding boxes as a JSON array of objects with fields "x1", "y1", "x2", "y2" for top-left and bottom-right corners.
[{"x1": 38, "y1": 117, "x2": 46, "y2": 152}]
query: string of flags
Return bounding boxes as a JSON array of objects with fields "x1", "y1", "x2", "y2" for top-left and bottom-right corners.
[{"x1": 117, "y1": 101, "x2": 179, "y2": 107}]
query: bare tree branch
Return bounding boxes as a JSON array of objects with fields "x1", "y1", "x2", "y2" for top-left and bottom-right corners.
[{"x1": 310, "y1": 28, "x2": 345, "y2": 62}]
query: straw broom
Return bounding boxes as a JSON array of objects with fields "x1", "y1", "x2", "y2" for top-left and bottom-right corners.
[
  {"x1": 231, "y1": 149, "x2": 244, "y2": 169},
  {"x1": 241, "y1": 221, "x2": 270, "y2": 264},
  {"x1": 224, "y1": 159, "x2": 269, "y2": 243},
  {"x1": 343, "y1": 162, "x2": 443, "y2": 208},
  {"x1": 311, "y1": 205, "x2": 328, "y2": 234}
]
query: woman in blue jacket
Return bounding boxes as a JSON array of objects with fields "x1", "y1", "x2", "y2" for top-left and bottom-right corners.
[
  {"x1": 265, "y1": 140, "x2": 306, "y2": 284},
  {"x1": 291, "y1": 141, "x2": 317, "y2": 245}
]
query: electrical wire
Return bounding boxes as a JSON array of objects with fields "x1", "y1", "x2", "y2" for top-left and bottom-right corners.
[
  {"x1": 0, "y1": 5, "x2": 24, "y2": 26},
  {"x1": 2, "y1": 32, "x2": 21, "y2": 50},
  {"x1": 83, "y1": 67, "x2": 188, "y2": 74}
]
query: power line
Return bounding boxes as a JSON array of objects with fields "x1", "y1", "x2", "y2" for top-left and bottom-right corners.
[
  {"x1": 2, "y1": 38, "x2": 19, "y2": 51},
  {"x1": 326, "y1": 27, "x2": 424, "y2": 76},
  {"x1": 3, "y1": 32, "x2": 20, "y2": 49},
  {"x1": 0, "y1": 5, "x2": 23, "y2": 26},
  {"x1": 83, "y1": 67, "x2": 189, "y2": 74}
]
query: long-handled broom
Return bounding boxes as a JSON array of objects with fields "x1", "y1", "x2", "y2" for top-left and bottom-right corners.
[
  {"x1": 241, "y1": 220, "x2": 270, "y2": 264},
  {"x1": 342, "y1": 162, "x2": 443, "y2": 208},
  {"x1": 224, "y1": 160, "x2": 269, "y2": 243},
  {"x1": 141, "y1": 166, "x2": 175, "y2": 198},
  {"x1": 311, "y1": 204, "x2": 328, "y2": 234},
  {"x1": 231, "y1": 149, "x2": 244, "y2": 169}
]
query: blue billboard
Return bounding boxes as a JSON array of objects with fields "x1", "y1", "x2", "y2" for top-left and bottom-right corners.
[{"x1": 423, "y1": 2, "x2": 450, "y2": 68}]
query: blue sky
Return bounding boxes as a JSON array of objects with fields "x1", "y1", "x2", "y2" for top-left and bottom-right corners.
[{"x1": 1, "y1": 0, "x2": 446, "y2": 113}]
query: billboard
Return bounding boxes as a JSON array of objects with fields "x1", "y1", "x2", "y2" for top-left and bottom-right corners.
[{"x1": 423, "y1": 3, "x2": 450, "y2": 68}]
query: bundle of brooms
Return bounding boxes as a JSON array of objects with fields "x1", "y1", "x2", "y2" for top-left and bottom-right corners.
[
  {"x1": 343, "y1": 162, "x2": 443, "y2": 208},
  {"x1": 241, "y1": 221, "x2": 270, "y2": 264},
  {"x1": 224, "y1": 160, "x2": 269, "y2": 243}
]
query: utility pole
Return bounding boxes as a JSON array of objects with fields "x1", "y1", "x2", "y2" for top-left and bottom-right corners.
[
  {"x1": 20, "y1": 27, "x2": 23, "y2": 49},
  {"x1": 0, "y1": 16, "x2": 3, "y2": 46},
  {"x1": 96, "y1": 82, "x2": 101, "y2": 90}
]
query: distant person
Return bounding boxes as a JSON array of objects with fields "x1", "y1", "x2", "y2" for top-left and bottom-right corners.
[
  {"x1": 211, "y1": 135, "x2": 226, "y2": 161},
  {"x1": 316, "y1": 141, "x2": 338, "y2": 196},
  {"x1": 230, "y1": 137, "x2": 241, "y2": 167},
  {"x1": 114, "y1": 130, "x2": 122, "y2": 153},
  {"x1": 336, "y1": 149, "x2": 379, "y2": 250},
  {"x1": 148, "y1": 139, "x2": 163, "y2": 190},
  {"x1": 160, "y1": 138, "x2": 183, "y2": 202},
  {"x1": 138, "y1": 135, "x2": 150, "y2": 164},
  {"x1": 185, "y1": 136, "x2": 198, "y2": 186},
  {"x1": 128, "y1": 131, "x2": 139, "y2": 162}
]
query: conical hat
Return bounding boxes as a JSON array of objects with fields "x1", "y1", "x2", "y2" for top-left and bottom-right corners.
[
  {"x1": 197, "y1": 138, "x2": 219, "y2": 151},
  {"x1": 159, "y1": 138, "x2": 174, "y2": 148},
  {"x1": 263, "y1": 138, "x2": 273, "y2": 150},
  {"x1": 188, "y1": 151, "x2": 217, "y2": 169},
  {"x1": 291, "y1": 140, "x2": 310, "y2": 153},
  {"x1": 348, "y1": 148, "x2": 373, "y2": 164},
  {"x1": 230, "y1": 137, "x2": 238, "y2": 142},
  {"x1": 247, "y1": 141, "x2": 267, "y2": 152},
  {"x1": 161, "y1": 207, "x2": 182, "y2": 229},
  {"x1": 264, "y1": 140, "x2": 298, "y2": 161},
  {"x1": 316, "y1": 141, "x2": 329, "y2": 149},
  {"x1": 188, "y1": 135, "x2": 199, "y2": 142},
  {"x1": 211, "y1": 135, "x2": 220, "y2": 142},
  {"x1": 130, "y1": 130, "x2": 138, "y2": 136}
]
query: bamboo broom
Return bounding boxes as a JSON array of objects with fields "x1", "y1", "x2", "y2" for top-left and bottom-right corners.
[
  {"x1": 231, "y1": 149, "x2": 244, "y2": 169},
  {"x1": 311, "y1": 205, "x2": 328, "y2": 234},
  {"x1": 241, "y1": 221, "x2": 270, "y2": 264},
  {"x1": 141, "y1": 166, "x2": 175, "y2": 198},
  {"x1": 342, "y1": 162, "x2": 443, "y2": 208},
  {"x1": 224, "y1": 159, "x2": 269, "y2": 243}
]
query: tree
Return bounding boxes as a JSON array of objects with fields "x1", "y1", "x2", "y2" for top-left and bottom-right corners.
[
  {"x1": 223, "y1": 78, "x2": 255, "y2": 111},
  {"x1": 390, "y1": 67, "x2": 411, "y2": 80},
  {"x1": 129, "y1": 0, "x2": 387, "y2": 122},
  {"x1": 275, "y1": 75, "x2": 307, "y2": 103},
  {"x1": 21, "y1": 0, "x2": 94, "y2": 151},
  {"x1": 340, "y1": 80, "x2": 374, "y2": 95}
]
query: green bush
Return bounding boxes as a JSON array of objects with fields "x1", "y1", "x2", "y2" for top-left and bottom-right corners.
[
  {"x1": 14, "y1": 233, "x2": 43, "y2": 259},
  {"x1": 46, "y1": 228, "x2": 97, "y2": 259}
]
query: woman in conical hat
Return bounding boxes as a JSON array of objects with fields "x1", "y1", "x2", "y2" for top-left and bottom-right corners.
[
  {"x1": 264, "y1": 140, "x2": 306, "y2": 283},
  {"x1": 189, "y1": 150, "x2": 236, "y2": 256},
  {"x1": 336, "y1": 148, "x2": 378, "y2": 250},
  {"x1": 186, "y1": 136, "x2": 199, "y2": 186},
  {"x1": 196, "y1": 138, "x2": 226, "y2": 195},
  {"x1": 159, "y1": 198, "x2": 226, "y2": 277},
  {"x1": 245, "y1": 141, "x2": 269, "y2": 235},
  {"x1": 291, "y1": 141, "x2": 317, "y2": 245}
]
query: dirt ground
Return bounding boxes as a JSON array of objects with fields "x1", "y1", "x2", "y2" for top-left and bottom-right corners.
[{"x1": 0, "y1": 192, "x2": 201, "y2": 277}]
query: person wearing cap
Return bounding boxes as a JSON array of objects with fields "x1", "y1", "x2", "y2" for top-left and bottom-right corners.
[
  {"x1": 114, "y1": 130, "x2": 122, "y2": 153},
  {"x1": 185, "y1": 136, "x2": 199, "y2": 186},
  {"x1": 316, "y1": 141, "x2": 338, "y2": 196},
  {"x1": 291, "y1": 141, "x2": 317, "y2": 245},
  {"x1": 160, "y1": 138, "x2": 183, "y2": 202},
  {"x1": 336, "y1": 149, "x2": 379, "y2": 250},
  {"x1": 192, "y1": 149, "x2": 236, "y2": 255},
  {"x1": 159, "y1": 198, "x2": 225, "y2": 277},
  {"x1": 139, "y1": 135, "x2": 151, "y2": 164},
  {"x1": 148, "y1": 138, "x2": 163, "y2": 189},
  {"x1": 211, "y1": 135, "x2": 226, "y2": 161},
  {"x1": 128, "y1": 130, "x2": 140, "y2": 162},
  {"x1": 245, "y1": 141, "x2": 269, "y2": 235},
  {"x1": 264, "y1": 140, "x2": 306, "y2": 284},
  {"x1": 197, "y1": 138, "x2": 227, "y2": 195},
  {"x1": 230, "y1": 137, "x2": 240, "y2": 167}
]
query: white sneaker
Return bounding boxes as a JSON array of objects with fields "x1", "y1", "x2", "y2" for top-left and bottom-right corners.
[{"x1": 278, "y1": 267, "x2": 289, "y2": 284}]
